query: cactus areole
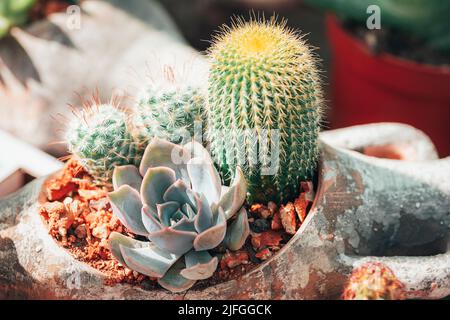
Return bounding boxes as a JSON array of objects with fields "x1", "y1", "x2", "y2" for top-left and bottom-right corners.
[
  {"x1": 207, "y1": 17, "x2": 323, "y2": 203},
  {"x1": 108, "y1": 138, "x2": 249, "y2": 292}
]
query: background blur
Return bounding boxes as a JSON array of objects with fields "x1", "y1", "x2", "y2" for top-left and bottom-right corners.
[{"x1": 159, "y1": 0, "x2": 332, "y2": 112}]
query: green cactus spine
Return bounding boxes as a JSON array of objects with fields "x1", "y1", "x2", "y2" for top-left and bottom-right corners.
[
  {"x1": 66, "y1": 100, "x2": 144, "y2": 184},
  {"x1": 134, "y1": 69, "x2": 206, "y2": 145},
  {"x1": 207, "y1": 17, "x2": 323, "y2": 203}
]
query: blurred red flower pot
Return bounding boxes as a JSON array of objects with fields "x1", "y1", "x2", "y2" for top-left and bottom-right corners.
[{"x1": 326, "y1": 14, "x2": 450, "y2": 156}]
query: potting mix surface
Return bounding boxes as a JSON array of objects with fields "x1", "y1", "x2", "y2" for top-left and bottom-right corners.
[{"x1": 39, "y1": 159, "x2": 314, "y2": 290}]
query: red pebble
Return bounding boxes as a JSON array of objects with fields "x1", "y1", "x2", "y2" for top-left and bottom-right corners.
[
  {"x1": 294, "y1": 193, "x2": 308, "y2": 223},
  {"x1": 251, "y1": 230, "x2": 283, "y2": 250},
  {"x1": 220, "y1": 251, "x2": 249, "y2": 269},
  {"x1": 78, "y1": 188, "x2": 108, "y2": 201},
  {"x1": 255, "y1": 248, "x2": 272, "y2": 260},
  {"x1": 271, "y1": 211, "x2": 283, "y2": 230},
  {"x1": 279, "y1": 202, "x2": 297, "y2": 235},
  {"x1": 46, "y1": 182, "x2": 76, "y2": 201}
]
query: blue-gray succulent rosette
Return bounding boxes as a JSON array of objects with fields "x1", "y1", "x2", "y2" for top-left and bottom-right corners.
[{"x1": 108, "y1": 138, "x2": 249, "y2": 292}]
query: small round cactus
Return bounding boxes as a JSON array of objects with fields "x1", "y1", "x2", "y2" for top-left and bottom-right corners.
[
  {"x1": 134, "y1": 68, "x2": 206, "y2": 145},
  {"x1": 66, "y1": 100, "x2": 144, "y2": 184},
  {"x1": 207, "y1": 16, "x2": 323, "y2": 203},
  {"x1": 342, "y1": 262, "x2": 406, "y2": 300}
]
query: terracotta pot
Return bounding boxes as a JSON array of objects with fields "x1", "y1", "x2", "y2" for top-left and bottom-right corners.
[
  {"x1": 1, "y1": 123, "x2": 449, "y2": 299},
  {"x1": 326, "y1": 15, "x2": 450, "y2": 157}
]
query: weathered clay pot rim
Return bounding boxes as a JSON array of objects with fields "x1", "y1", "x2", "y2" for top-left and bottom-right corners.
[{"x1": 37, "y1": 158, "x2": 324, "y2": 292}]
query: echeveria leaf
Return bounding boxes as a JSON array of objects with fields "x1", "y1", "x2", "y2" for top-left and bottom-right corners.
[
  {"x1": 218, "y1": 167, "x2": 247, "y2": 219},
  {"x1": 119, "y1": 243, "x2": 180, "y2": 278},
  {"x1": 108, "y1": 185, "x2": 148, "y2": 236},
  {"x1": 141, "y1": 167, "x2": 176, "y2": 212},
  {"x1": 224, "y1": 207, "x2": 250, "y2": 251},
  {"x1": 157, "y1": 201, "x2": 180, "y2": 227},
  {"x1": 112, "y1": 165, "x2": 143, "y2": 191},
  {"x1": 187, "y1": 156, "x2": 221, "y2": 206},
  {"x1": 148, "y1": 227, "x2": 197, "y2": 256},
  {"x1": 180, "y1": 251, "x2": 218, "y2": 280},
  {"x1": 184, "y1": 140, "x2": 212, "y2": 160},
  {"x1": 140, "y1": 137, "x2": 190, "y2": 183},
  {"x1": 158, "y1": 259, "x2": 196, "y2": 293},
  {"x1": 172, "y1": 217, "x2": 196, "y2": 233},
  {"x1": 181, "y1": 203, "x2": 196, "y2": 219},
  {"x1": 193, "y1": 207, "x2": 226, "y2": 251},
  {"x1": 163, "y1": 179, "x2": 196, "y2": 209},
  {"x1": 108, "y1": 231, "x2": 149, "y2": 266},
  {"x1": 193, "y1": 193, "x2": 213, "y2": 233},
  {"x1": 141, "y1": 205, "x2": 163, "y2": 233}
]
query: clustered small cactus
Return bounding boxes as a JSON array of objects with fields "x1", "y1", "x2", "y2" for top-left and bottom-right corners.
[
  {"x1": 108, "y1": 138, "x2": 249, "y2": 292},
  {"x1": 0, "y1": 0, "x2": 36, "y2": 38},
  {"x1": 207, "y1": 16, "x2": 322, "y2": 203},
  {"x1": 67, "y1": 69, "x2": 205, "y2": 184},
  {"x1": 66, "y1": 100, "x2": 144, "y2": 184},
  {"x1": 342, "y1": 262, "x2": 406, "y2": 300}
]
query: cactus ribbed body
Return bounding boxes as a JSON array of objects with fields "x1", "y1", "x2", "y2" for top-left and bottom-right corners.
[
  {"x1": 207, "y1": 17, "x2": 322, "y2": 203},
  {"x1": 66, "y1": 104, "x2": 143, "y2": 184},
  {"x1": 134, "y1": 85, "x2": 205, "y2": 145}
]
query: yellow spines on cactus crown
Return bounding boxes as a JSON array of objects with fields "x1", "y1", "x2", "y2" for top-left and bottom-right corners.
[
  {"x1": 210, "y1": 15, "x2": 307, "y2": 59},
  {"x1": 207, "y1": 15, "x2": 323, "y2": 203}
]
